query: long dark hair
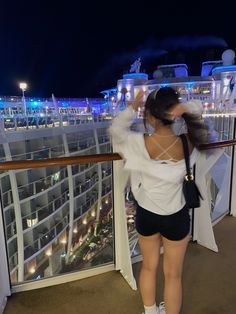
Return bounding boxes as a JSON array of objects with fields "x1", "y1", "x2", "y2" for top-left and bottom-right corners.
[{"x1": 143, "y1": 87, "x2": 208, "y2": 147}]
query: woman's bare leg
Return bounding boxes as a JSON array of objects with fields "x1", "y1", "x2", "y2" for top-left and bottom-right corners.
[
  {"x1": 162, "y1": 235, "x2": 190, "y2": 314},
  {"x1": 138, "y1": 232, "x2": 161, "y2": 306}
]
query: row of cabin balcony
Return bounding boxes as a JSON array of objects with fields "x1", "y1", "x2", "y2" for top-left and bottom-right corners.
[
  {"x1": 11, "y1": 211, "x2": 97, "y2": 280},
  {"x1": 8, "y1": 192, "x2": 112, "y2": 278},
  {"x1": 8, "y1": 191, "x2": 111, "y2": 272},
  {"x1": 3, "y1": 181, "x2": 110, "y2": 243},
  {"x1": 24, "y1": 215, "x2": 69, "y2": 261},
  {"x1": 7, "y1": 215, "x2": 69, "y2": 271},
  {"x1": 5, "y1": 191, "x2": 68, "y2": 240},
  {"x1": 0, "y1": 133, "x2": 109, "y2": 166},
  {"x1": 3, "y1": 162, "x2": 111, "y2": 208},
  {"x1": 2, "y1": 114, "x2": 112, "y2": 131},
  {"x1": 7, "y1": 196, "x2": 92, "y2": 268},
  {"x1": 1, "y1": 135, "x2": 110, "y2": 164},
  {"x1": 5, "y1": 176, "x2": 112, "y2": 242}
]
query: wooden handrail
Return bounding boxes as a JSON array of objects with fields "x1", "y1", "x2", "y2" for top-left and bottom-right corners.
[
  {"x1": 0, "y1": 139, "x2": 235, "y2": 170},
  {"x1": 199, "y1": 139, "x2": 236, "y2": 150},
  {"x1": 0, "y1": 153, "x2": 122, "y2": 170}
]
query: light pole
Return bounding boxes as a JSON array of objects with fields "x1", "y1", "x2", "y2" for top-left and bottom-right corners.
[{"x1": 19, "y1": 82, "x2": 27, "y2": 115}]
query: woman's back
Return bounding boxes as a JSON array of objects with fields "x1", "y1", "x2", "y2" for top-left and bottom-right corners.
[{"x1": 144, "y1": 133, "x2": 194, "y2": 162}]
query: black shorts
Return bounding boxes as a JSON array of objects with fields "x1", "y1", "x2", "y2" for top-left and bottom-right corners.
[{"x1": 135, "y1": 204, "x2": 190, "y2": 241}]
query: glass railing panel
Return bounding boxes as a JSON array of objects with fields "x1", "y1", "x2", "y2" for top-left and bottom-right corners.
[
  {"x1": 208, "y1": 148, "x2": 233, "y2": 222},
  {"x1": 17, "y1": 167, "x2": 67, "y2": 201},
  {"x1": 203, "y1": 116, "x2": 235, "y2": 221},
  {"x1": 4, "y1": 117, "x2": 15, "y2": 130},
  {"x1": 9, "y1": 252, "x2": 18, "y2": 272},
  {"x1": 50, "y1": 145, "x2": 65, "y2": 157},
  {"x1": 18, "y1": 184, "x2": 34, "y2": 200},
  {"x1": 2, "y1": 160, "x2": 114, "y2": 285},
  {"x1": 204, "y1": 115, "x2": 235, "y2": 142},
  {"x1": 98, "y1": 134, "x2": 110, "y2": 144},
  {"x1": 2, "y1": 190, "x2": 13, "y2": 207},
  {"x1": 6, "y1": 221, "x2": 17, "y2": 240},
  {"x1": 27, "y1": 117, "x2": 38, "y2": 129},
  {"x1": 124, "y1": 186, "x2": 140, "y2": 259},
  {"x1": 10, "y1": 145, "x2": 59, "y2": 161},
  {"x1": 69, "y1": 139, "x2": 96, "y2": 154}
]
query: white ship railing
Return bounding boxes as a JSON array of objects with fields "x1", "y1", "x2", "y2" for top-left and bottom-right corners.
[{"x1": 0, "y1": 135, "x2": 235, "y2": 312}]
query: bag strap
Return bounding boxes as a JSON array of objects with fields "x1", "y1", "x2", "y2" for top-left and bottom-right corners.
[{"x1": 179, "y1": 134, "x2": 192, "y2": 178}]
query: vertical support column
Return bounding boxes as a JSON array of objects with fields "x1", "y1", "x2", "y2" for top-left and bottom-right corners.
[
  {"x1": 3, "y1": 143, "x2": 25, "y2": 282},
  {"x1": 113, "y1": 160, "x2": 137, "y2": 290},
  {"x1": 62, "y1": 134, "x2": 74, "y2": 260},
  {"x1": 230, "y1": 118, "x2": 236, "y2": 216},
  {"x1": 0, "y1": 194, "x2": 11, "y2": 312},
  {"x1": 93, "y1": 128, "x2": 102, "y2": 236},
  {"x1": 187, "y1": 84, "x2": 190, "y2": 101}
]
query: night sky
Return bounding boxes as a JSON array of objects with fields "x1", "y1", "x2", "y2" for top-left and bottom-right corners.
[{"x1": 1, "y1": 1, "x2": 235, "y2": 98}]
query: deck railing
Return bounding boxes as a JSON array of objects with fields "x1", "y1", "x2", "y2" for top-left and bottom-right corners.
[
  {"x1": 0, "y1": 138, "x2": 235, "y2": 295},
  {"x1": 0, "y1": 139, "x2": 235, "y2": 171}
]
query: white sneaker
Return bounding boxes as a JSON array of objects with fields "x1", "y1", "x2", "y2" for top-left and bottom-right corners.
[
  {"x1": 158, "y1": 302, "x2": 166, "y2": 314},
  {"x1": 142, "y1": 306, "x2": 159, "y2": 314}
]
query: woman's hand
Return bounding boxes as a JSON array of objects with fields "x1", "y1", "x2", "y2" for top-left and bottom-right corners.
[
  {"x1": 168, "y1": 104, "x2": 188, "y2": 120},
  {"x1": 169, "y1": 100, "x2": 203, "y2": 119},
  {"x1": 129, "y1": 90, "x2": 146, "y2": 111}
]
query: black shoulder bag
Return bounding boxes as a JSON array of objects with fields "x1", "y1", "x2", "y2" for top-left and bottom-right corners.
[{"x1": 180, "y1": 134, "x2": 203, "y2": 209}]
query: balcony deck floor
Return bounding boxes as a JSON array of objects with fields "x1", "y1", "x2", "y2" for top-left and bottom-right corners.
[{"x1": 5, "y1": 215, "x2": 236, "y2": 314}]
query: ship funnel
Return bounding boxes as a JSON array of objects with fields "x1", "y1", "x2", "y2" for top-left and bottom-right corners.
[{"x1": 222, "y1": 49, "x2": 235, "y2": 66}]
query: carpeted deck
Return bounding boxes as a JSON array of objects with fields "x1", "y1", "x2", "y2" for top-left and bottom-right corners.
[{"x1": 4, "y1": 215, "x2": 236, "y2": 314}]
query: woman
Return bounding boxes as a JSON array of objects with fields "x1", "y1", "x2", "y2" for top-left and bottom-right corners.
[{"x1": 109, "y1": 87, "x2": 208, "y2": 314}]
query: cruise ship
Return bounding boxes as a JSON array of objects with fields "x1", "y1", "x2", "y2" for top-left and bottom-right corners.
[{"x1": 0, "y1": 49, "x2": 236, "y2": 312}]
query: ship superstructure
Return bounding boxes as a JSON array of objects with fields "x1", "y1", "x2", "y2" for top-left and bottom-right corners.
[{"x1": 0, "y1": 97, "x2": 113, "y2": 284}]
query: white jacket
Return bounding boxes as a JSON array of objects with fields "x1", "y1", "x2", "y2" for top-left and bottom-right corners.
[{"x1": 109, "y1": 106, "x2": 200, "y2": 215}]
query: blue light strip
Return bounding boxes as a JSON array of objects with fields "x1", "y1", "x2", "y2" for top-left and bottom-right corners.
[
  {"x1": 212, "y1": 65, "x2": 236, "y2": 73},
  {"x1": 123, "y1": 73, "x2": 148, "y2": 78}
]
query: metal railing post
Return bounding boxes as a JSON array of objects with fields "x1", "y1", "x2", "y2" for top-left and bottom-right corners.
[
  {"x1": 113, "y1": 160, "x2": 137, "y2": 290},
  {"x1": 0, "y1": 197, "x2": 11, "y2": 312},
  {"x1": 230, "y1": 118, "x2": 236, "y2": 216}
]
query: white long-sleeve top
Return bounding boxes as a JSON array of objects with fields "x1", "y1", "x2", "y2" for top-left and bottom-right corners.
[{"x1": 109, "y1": 106, "x2": 200, "y2": 215}]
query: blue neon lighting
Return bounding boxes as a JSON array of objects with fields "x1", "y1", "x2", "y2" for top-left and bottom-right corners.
[
  {"x1": 28, "y1": 101, "x2": 40, "y2": 107},
  {"x1": 212, "y1": 65, "x2": 236, "y2": 73},
  {"x1": 123, "y1": 73, "x2": 148, "y2": 79},
  {"x1": 159, "y1": 83, "x2": 169, "y2": 87},
  {"x1": 61, "y1": 102, "x2": 69, "y2": 107},
  {"x1": 185, "y1": 82, "x2": 194, "y2": 90}
]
